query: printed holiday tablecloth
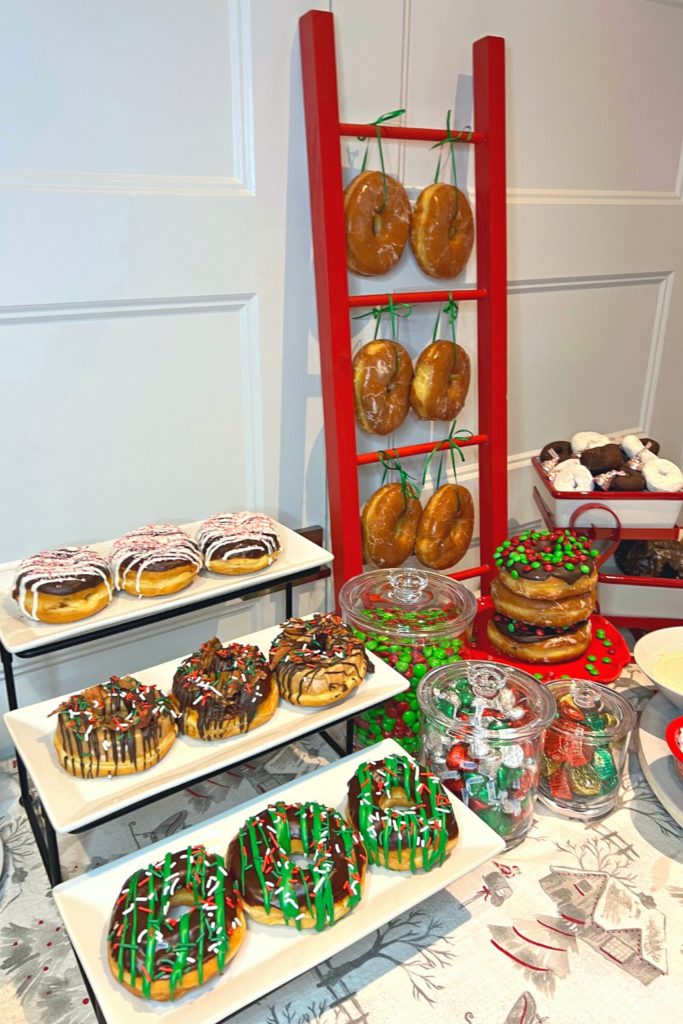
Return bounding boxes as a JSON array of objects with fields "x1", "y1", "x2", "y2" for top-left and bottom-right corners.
[{"x1": 1, "y1": 663, "x2": 681, "y2": 1024}]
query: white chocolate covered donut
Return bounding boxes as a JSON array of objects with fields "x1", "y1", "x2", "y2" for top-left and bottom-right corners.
[
  {"x1": 571, "y1": 431, "x2": 610, "y2": 453},
  {"x1": 620, "y1": 434, "x2": 644, "y2": 459},
  {"x1": 643, "y1": 458, "x2": 683, "y2": 493},
  {"x1": 554, "y1": 461, "x2": 594, "y2": 492}
]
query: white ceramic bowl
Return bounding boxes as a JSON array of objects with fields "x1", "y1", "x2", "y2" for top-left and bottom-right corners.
[{"x1": 634, "y1": 627, "x2": 683, "y2": 710}]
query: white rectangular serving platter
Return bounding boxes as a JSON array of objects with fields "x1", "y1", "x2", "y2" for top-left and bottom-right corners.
[
  {"x1": 4, "y1": 622, "x2": 408, "y2": 833},
  {"x1": 0, "y1": 522, "x2": 333, "y2": 654},
  {"x1": 53, "y1": 739, "x2": 505, "y2": 1024}
]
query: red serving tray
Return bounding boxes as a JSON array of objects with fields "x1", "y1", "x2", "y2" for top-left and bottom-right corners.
[{"x1": 461, "y1": 596, "x2": 631, "y2": 684}]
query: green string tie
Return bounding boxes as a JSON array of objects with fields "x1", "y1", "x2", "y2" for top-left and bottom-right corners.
[
  {"x1": 358, "y1": 108, "x2": 406, "y2": 214},
  {"x1": 421, "y1": 419, "x2": 473, "y2": 493},
  {"x1": 378, "y1": 451, "x2": 419, "y2": 509},
  {"x1": 352, "y1": 299, "x2": 412, "y2": 341}
]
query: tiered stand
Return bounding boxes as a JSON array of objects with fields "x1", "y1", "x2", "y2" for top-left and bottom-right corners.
[{"x1": 299, "y1": 10, "x2": 508, "y2": 602}]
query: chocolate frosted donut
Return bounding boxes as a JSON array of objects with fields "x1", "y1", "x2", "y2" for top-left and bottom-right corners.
[
  {"x1": 640, "y1": 437, "x2": 660, "y2": 456},
  {"x1": 580, "y1": 443, "x2": 624, "y2": 475},
  {"x1": 540, "y1": 440, "x2": 572, "y2": 463},
  {"x1": 111, "y1": 525, "x2": 202, "y2": 596},
  {"x1": 610, "y1": 469, "x2": 646, "y2": 491},
  {"x1": 196, "y1": 512, "x2": 281, "y2": 575},
  {"x1": 172, "y1": 638, "x2": 278, "y2": 739},
  {"x1": 12, "y1": 546, "x2": 113, "y2": 623},
  {"x1": 269, "y1": 613, "x2": 373, "y2": 707},
  {"x1": 615, "y1": 540, "x2": 683, "y2": 579}
]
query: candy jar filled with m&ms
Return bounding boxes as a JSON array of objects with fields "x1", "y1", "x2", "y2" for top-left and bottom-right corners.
[
  {"x1": 417, "y1": 661, "x2": 555, "y2": 847},
  {"x1": 538, "y1": 679, "x2": 636, "y2": 819},
  {"x1": 339, "y1": 569, "x2": 477, "y2": 755}
]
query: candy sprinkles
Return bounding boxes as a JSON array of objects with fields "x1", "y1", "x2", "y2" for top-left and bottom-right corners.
[
  {"x1": 346, "y1": 754, "x2": 459, "y2": 871},
  {"x1": 110, "y1": 524, "x2": 203, "y2": 593},
  {"x1": 494, "y1": 528, "x2": 599, "y2": 582},
  {"x1": 107, "y1": 845, "x2": 244, "y2": 1001},
  {"x1": 226, "y1": 801, "x2": 367, "y2": 931}
]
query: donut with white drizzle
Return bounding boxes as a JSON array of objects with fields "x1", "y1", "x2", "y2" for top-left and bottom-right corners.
[
  {"x1": 12, "y1": 546, "x2": 113, "y2": 623},
  {"x1": 269, "y1": 613, "x2": 374, "y2": 707},
  {"x1": 50, "y1": 675, "x2": 179, "y2": 777},
  {"x1": 108, "y1": 844, "x2": 245, "y2": 1001},
  {"x1": 226, "y1": 801, "x2": 367, "y2": 930},
  {"x1": 196, "y1": 511, "x2": 281, "y2": 575},
  {"x1": 111, "y1": 524, "x2": 202, "y2": 597},
  {"x1": 346, "y1": 753, "x2": 459, "y2": 871},
  {"x1": 172, "y1": 637, "x2": 278, "y2": 739}
]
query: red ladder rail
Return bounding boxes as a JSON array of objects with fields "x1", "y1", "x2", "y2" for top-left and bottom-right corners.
[{"x1": 300, "y1": 9, "x2": 508, "y2": 604}]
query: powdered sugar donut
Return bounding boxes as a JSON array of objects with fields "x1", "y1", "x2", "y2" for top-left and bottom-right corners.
[
  {"x1": 620, "y1": 434, "x2": 644, "y2": 459},
  {"x1": 643, "y1": 458, "x2": 683, "y2": 493},
  {"x1": 554, "y1": 461, "x2": 594, "y2": 492},
  {"x1": 571, "y1": 431, "x2": 610, "y2": 453}
]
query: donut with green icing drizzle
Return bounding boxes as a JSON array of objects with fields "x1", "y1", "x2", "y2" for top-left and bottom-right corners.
[
  {"x1": 50, "y1": 675, "x2": 179, "y2": 778},
  {"x1": 172, "y1": 637, "x2": 278, "y2": 739},
  {"x1": 226, "y1": 801, "x2": 367, "y2": 930},
  {"x1": 107, "y1": 844, "x2": 245, "y2": 1001},
  {"x1": 269, "y1": 613, "x2": 373, "y2": 706},
  {"x1": 346, "y1": 754, "x2": 459, "y2": 871}
]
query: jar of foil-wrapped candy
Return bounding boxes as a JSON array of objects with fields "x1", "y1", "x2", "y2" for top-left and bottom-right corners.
[
  {"x1": 538, "y1": 679, "x2": 636, "y2": 819},
  {"x1": 417, "y1": 661, "x2": 555, "y2": 848},
  {"x1": 339, "y1": 568, "x2": 477, "y2": 755}
]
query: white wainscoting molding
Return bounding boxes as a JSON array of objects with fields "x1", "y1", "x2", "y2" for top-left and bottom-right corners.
[{"x1": 0, "y1": 0, "x2": 254, "y2": 198}]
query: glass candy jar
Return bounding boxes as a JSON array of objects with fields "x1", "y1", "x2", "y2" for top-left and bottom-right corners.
[
  {"x1": 339, "y1": 568, "x2": 477, "y2": 755},
  {"x1": 418, "y1": 661, "x2": 556, "y2": 847},
  {"x1": 538, "y1": 679, "x2": 636, "y2": 819}
]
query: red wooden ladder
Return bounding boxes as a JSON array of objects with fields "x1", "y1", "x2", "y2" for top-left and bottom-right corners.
[{"x1": 299, "y1": 9, "x2": 508, "y2": 604}]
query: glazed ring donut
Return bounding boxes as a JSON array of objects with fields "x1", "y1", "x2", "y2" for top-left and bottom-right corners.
[
  {"x1": 361, "y1": 482, "x2": 422, "y2": 568},
  {"x1": 411, "y1": 183, "x2": 474, "y2": 278},
  {"x1": 487, "y1": 616, "x2": 592, "y2": 664},
  {"x1": 494, "y1": 529, "x2": 598, "y2": 600},
  {"x1": 51, "y1": 676, "x2": 179, "y2": 778},
  {"x1": 353, "y1": 339, "x2": 413, "y2": 435},
  {"x1": 571, "y1": 431, "x2": 610, "y2": 453},
  {"x1": 346, "y1": 753, "x2": 459, "y2": 871},
  {"x1": 553, "y1": 461, "x2": 594, "y2": 492},
  {"x1": 108, "y1": 844, "x2": 245, "y2": 1001},
  {"x1": 172, "y1": 638, "x2": 278, "y2": 739},
  {"x1": 196, "y1": 512, "x2": 281, "y2": 575},
  {"x1": 227, "y1": 801, "x2": 367, "y2": 930},
  {"x1": 490, "y1": 576, "x2": 594, "y2": 627},
  {"x1": 344, "y1": 170, "x2": 411, "y2": 276},
  {"x1": 12, "y1": 546, "x2": 113, "y2": 624},
  {"x1": 415, "y1": 484, "x2": 474, "y2": 570},
  {"x1": 643, "y1": 458, "x2": 683, "y2": 492},
  {"x1": 111, "y1": 525, "x2": 202, "y2": 596},
  {"x1": 268, "y1": 613, "x2": 372, "y2": 706},
  {"x1": 410, "y1": 341, "x2": 471, "y2": 420}
]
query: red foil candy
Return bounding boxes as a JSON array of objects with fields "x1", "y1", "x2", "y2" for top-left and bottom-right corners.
[{"x1": 548, "y1": 767, "x2": 572, "y2": 801}]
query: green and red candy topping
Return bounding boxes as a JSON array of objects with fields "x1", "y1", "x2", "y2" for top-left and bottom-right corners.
[
  {"x1": 108, "y1": 844, "x2": 241, "y2": 1000},
  {"x1": 226, "y1": 801, "x2": 366, "y2": 931},
  {"x1": 494, "y1": 529, "x2": 598, "y2": 584},
  {"x1": 346, "y1": 754, "x2": 458, "y2": 871}
]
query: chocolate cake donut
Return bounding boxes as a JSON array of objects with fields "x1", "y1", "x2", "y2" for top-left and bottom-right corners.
[
  {"x1": 610, "y1": 469, "x2": 646, "y2": 491},
  {"x1": 615, "y1": 540, "x2": 683, "y2": 579},
  {"x1": 540, "y1": 440, "x2": 572, "y2": 463},
  {"x1": 196, "y1": 512, "x2": 281, "y2": 575},
  {"x1": 580, "y1": 443, "x2": 624, "y2": 475}
]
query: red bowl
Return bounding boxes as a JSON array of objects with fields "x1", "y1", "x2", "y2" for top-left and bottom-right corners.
[{"x1": 665, "y1": 715, "x2": 683, "y2": 782}]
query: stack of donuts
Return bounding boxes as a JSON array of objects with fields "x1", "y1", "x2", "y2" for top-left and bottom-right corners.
[
  {"x1": 11, "y1": 511, "x2": 283, "y2": 625},
  {"x1": 539, "y1": 431, "x2": 683, "y2": 494},
  {"x1": 107, "y1": 752, "x2": 459, "y2": 1001},
  {"x1": 489, "y1": 529, "x2": 599, "y2": 664}
]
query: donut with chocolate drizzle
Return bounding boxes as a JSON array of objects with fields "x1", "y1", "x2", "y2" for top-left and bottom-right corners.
[
  {"x1": 172, "y1": 638, "x2": 278, "y2": 740},
  {"x1": 111, "y1": 524, "x2": 202, "y2": 597},
  {"x1": 269, "y1": 613, "x2": 373, "y2": 707},
  {"x1": 50, "y1": 675, "x2": 179, "y2": 778},
  {"x1": 346, "y1": 753, "x2": 459, "y2": 871},
  {"x1": 12, "y1": 546, "x2": 113, "y2": 623},
  {"x1": 196, "y1": 511, "x2": 281, "y2": 575},
  {"x1": 108, "y1": 844, "x2": 245, "y2": 1001},
  {"x1": 226, "y1": 801, "x2": 367, "y2": 930}
]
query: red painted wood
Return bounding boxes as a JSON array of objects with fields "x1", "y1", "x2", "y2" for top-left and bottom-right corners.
[
  {"x1": 448, "y1": 564, "x2": 489, "y2": 582},
  {"x1": 473, "y1": 36, "x2": 508, "y2": 595},
  {"x1": 339, "y1": 123, "x2": 484, "y2": 143},
  {"x1": 349, "y1": 289, "x2": 486, "y2": 308},
  {"x1": 357, "y1": 434, "x2": 488, "y2": 466},
  {"x1": 598, "y1": 572, "x2": 683, "y2": 590},
  {"x1": 300, "y1": 10, "x2": 363, "y2": 602}
]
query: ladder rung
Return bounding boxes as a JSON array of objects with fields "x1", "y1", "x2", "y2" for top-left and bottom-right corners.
[
  {"x1": 340, "y1": 123, "x2": 484, "y2": 144},
  {"x1": 349, "y1": 289, "x2": 486, "y2": 308},
  {"x1": 357, "y1": 435, "x2": 488, "y2": 465}
]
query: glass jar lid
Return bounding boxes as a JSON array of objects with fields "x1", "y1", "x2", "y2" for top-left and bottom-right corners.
[
  {"x1": 339, "y1": 568, "x2": 477, "y2": 642},
  {"x1": 417, "y1": 660, "x2": 556, "y2": 741},
  {"x1": 544, "y1": 679, "x2": 636, "y2": 739}
]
